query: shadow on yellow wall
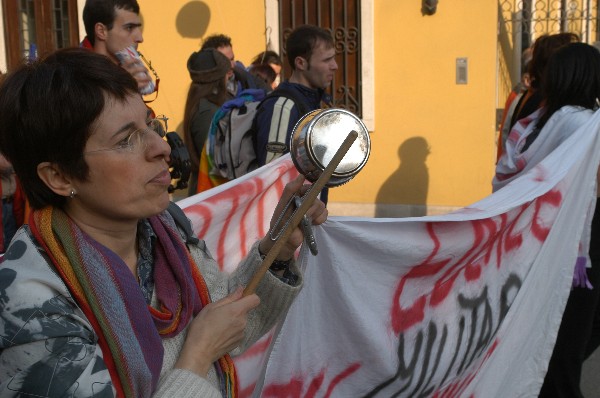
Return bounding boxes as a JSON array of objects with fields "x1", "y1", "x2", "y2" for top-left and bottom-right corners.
[
  {"x1": 375, "y1": 136, "x2": 430, "y2": 217},
  {"x1": 169, "y1": 1, "x2": 214, "y2": 137},
  {"x1": 175, "y1": 1, "x2": 211, "y2": 38}
]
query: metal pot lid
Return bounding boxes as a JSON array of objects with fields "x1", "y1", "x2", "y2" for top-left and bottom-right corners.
[{"x1": 306, "y1": 109, "x2": 370, "y2": 177}]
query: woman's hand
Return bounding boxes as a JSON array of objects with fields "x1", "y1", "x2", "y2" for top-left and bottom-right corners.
[
  {"x1": 175, "y1": 287, "x2": 260, "y2": 376},
  {"x1": 258, "y1": 175, "x2": 328, "y2": 261}
]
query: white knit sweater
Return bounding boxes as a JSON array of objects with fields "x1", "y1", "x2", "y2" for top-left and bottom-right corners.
[
  {"x1": 153, "y1": 240, "x2": 302, "y2": 397},
  {"x1": 0, "y1": 222, "x2": 302, "y2": 397}
]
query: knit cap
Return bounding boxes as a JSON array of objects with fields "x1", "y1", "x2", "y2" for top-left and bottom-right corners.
[{"x1": 187, "y1": 48, "x2": 231, "y2": 83}]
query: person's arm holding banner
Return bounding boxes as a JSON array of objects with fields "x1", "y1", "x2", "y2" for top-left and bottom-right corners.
[{"x1": 173, "y1": 174, "x2": 327, "y2": 382}]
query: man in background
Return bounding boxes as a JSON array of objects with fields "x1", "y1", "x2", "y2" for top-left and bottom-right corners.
[
  {"x1": 81, "y1": 0, "x2": 153, "y2": 94},
  {"x1": 81, "y1": 0, "x2": 192, "y2": 194},
  {"x1": 254, "y1": 25, "x2": 338, "y2": 204},
  {"x1": 201, "y1": 33, "x2": 270, "y2": 99},
  {"x1": 254, "y1": 25, "x2": 337, "y2": 166}
]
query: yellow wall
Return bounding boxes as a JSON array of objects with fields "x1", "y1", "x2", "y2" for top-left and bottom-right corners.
[
  {"x1": 137, "y1": 0, "x2": 266, "y2": 134},
  {"x1": 330, "y1": 2, "x2": 499, "y2": 212},
  {"x1": 135, "y1": 1, "x2": 499, "y2": 213}
]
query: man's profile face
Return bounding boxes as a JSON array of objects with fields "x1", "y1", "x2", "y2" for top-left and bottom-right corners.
[
  {"x1": 104, "y1": 8, "x2": 144, "y2": 57},
  {"x1": 302, "y1": 40, "x2": 338, "y2": 90},
  {"x1": 217, "y1": 45, "x2": 235, "y2": 79}
]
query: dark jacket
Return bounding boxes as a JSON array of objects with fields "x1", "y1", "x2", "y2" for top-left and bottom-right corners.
[
  {"x1": 254, "y1": 82, "x2": 328, "y2": 166},
  {"x1": 254, "y1": 81, "x2": 330, "y2": 204}
]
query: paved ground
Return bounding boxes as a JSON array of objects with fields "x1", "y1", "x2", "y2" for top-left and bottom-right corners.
[{"x1": 582, "y1": 347, "x2": 600, "y2": 397}]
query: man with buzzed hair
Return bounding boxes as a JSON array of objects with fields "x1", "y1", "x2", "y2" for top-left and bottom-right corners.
[
  {"x1": 254, "y1": 25, "x2": 337, "y2": 166},
  {"x1": 81, "y1": 0, "x2": 191, "y2": 192},
  {"x1": 254, "y1": 25, "x2": 338, "y2": 204},
  {"x1": 81, "y1": 0, "x2": 153, "y2": 94}
]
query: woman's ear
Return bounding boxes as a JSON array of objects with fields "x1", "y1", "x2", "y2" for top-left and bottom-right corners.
[{"x1": 37, "y1": 162, "x2": 74, "y2": 198}]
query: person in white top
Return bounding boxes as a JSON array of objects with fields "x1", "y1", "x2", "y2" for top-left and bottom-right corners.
[{"x1": 494, "y1": 42, "x2": 600, "y2": 398}]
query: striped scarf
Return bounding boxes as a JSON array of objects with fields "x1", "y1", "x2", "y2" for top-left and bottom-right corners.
[{"x1": 29, "y1": 206, "x2": 237, "y2": 397}]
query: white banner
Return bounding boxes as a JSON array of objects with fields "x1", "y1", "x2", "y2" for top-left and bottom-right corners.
[{"x1": 177, "y1": 110, "x2": 600, "y2": 397}]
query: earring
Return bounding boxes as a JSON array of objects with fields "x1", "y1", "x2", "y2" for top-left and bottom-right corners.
[{"x1": 69, "y1": 189, "x2": 76, "y2": 198}]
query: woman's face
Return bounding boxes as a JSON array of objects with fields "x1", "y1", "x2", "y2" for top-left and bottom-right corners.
[{"x1": 67, "y1": 93, "x2": 172, "y2": 226}]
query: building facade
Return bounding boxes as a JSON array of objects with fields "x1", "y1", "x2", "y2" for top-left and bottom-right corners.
[{"x1": 1, "y1": 1, "x2": 596, "y2": 217}]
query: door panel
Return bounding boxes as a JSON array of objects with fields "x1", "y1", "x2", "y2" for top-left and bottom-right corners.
[
  {"x1": 279, "y1": 0, "x2": 362, "y2": 116},
  {"x1": 2, "y1": 0, "x2": 79, "y2": 69}
]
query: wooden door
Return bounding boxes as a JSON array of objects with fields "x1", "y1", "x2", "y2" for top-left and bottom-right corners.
[
  {"x1": 3, "y1": 0, "x2": 79, "y2": 70},
  {"x1": 278, "y1": 0, "x2": 362, "y2": 116}
]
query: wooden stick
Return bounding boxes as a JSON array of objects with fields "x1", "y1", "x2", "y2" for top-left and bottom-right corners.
[{"x1": 243, "y1": 130, "x2": 359, "y2": 296}]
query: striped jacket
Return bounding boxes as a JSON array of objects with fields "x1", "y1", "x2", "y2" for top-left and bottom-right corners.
[{"x1": 254, "y1": 82, "x2": 329, "y2": 166}]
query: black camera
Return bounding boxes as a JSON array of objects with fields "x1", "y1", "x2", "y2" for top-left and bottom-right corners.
[
  {"x1": 156, "y1": 116, "x2": 191, "y2": 193},
  {"x1": 166, "y1": 132, "x2": 191, "y2": 193}
]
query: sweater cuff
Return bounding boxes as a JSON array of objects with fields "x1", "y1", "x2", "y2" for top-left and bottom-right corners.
[
  {"x1": 154, "y1": 369, "x2": 221, "y2": 398},
  {"x1": 252, "y1": 241, "x2": 303, "y2": 288}
]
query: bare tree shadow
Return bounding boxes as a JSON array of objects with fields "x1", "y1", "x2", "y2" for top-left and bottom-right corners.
[
  {"x1": 375, "y1": 137, "x2": 430, "y2": 217},
  {"x1": 176, "y1": 1, "x2": 211, "y2": 39}
]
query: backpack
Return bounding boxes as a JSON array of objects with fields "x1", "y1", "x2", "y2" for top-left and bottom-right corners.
[{"x1": 207, "y1": 86, "x2": 309, "y2": 181}]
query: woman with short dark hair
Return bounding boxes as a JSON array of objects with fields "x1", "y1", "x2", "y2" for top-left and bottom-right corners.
[{"x1": 0, "y1": 48, "x2": 327, "y2": 397}]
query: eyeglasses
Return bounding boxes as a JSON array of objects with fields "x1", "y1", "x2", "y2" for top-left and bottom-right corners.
[{"x1": 85, "y1": 118, "x2": 166, "y2": 155}]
